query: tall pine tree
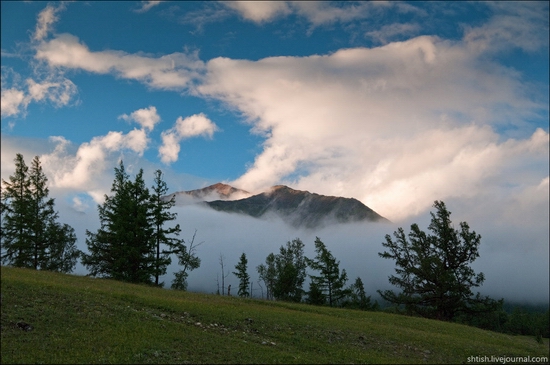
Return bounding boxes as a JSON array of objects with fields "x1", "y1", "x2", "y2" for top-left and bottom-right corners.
[
  {"x1": 1, "y1": 154, "x2": 33, "y2": 267},
  {"x1": 233, "y1": 252, "x2": 250, "y2": 297},
  {"x1": 306, "y1": 237, "x2": 349, "y2": 307},
  {"x1": 378, "y1": 201, "x2": 500, "y2": 321},
  {"x1": 1, "y1": 154, "x2": 79, "y2": 272},
  {"x1": 82, "y1": 161, "x2": 157, "y2": 284},
  {"x1": 150, "y1": 169, "x2": 181, "y2": 286}
]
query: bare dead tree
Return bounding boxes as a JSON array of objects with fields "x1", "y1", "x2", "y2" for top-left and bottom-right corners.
[
  {"x1": 171, "y1": 229, "x2": 203, "y2": 290},
  {"x1": 219, "y1": 254, "x2": 230, "y2": 296},
  {"x1": 257, "y1": 280, "x2": 264, "y2": 299}
]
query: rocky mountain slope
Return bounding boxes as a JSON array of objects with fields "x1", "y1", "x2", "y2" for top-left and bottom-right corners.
[
  {"x1": 164, "y1": 183, "x2": 251, "y2": 205},
  {"x1": 167, "y1": 183, "x2": 389, "y2": 229}
]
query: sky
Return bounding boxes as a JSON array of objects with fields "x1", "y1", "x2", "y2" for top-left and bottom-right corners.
[{"x1": 1, "y1": 1, "x2": 548, "y2": 303}]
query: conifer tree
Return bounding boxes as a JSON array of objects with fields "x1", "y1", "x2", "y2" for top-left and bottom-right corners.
[
  {"x1": 378, "y1": 200, "x2": 500, "y2": 321},
  {"x1": 28, "y1": 156, "x2": 79, "y2": 272},
  {"x1": 150, "y1": 169, "x2": 181, "y2": 286},
  {"x1": 305, "y1": 280, "x2": 326, "y2": 305},
  {"x1": 346, "y1": 277, "x2": 377, "y2": 311},
  {"x1": 42, "y1": 221, "x2": 79, "y2": 273},
  {"x1": 82, "y1": 161, "x2": 156, "y2": 284},
  {"x1": 306, "y1": 237, "x2": 350, "y2": 307},
  {"x1": 233, "y1": 252, "x2": 250, "y2": 297},
  {"x1": 1, "y1": 154, "x2": 79, "y2": 272},
  {"x1": 1, "y1": 154, "x2": 32, "y2": 267}
]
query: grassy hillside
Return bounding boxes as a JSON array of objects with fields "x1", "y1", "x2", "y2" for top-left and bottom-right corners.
[{"x1": 1, "y1": 267, "x2": 548, "y2": 364}]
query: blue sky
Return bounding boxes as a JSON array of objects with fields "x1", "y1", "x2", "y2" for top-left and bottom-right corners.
[{"x1": 1, "y1": 2, "x2": 549, "y2": 300}]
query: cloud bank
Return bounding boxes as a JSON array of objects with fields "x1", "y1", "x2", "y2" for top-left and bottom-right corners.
[
  {"x1": 86, "y1": 203, "x2": 546, "y2": 304},
  {"x1": 195, "y1": 35, "x2": 548, "y2": 220}
]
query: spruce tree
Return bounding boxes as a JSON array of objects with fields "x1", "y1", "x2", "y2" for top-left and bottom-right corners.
[
  {"x1": 43, "y1": 221, "x2": 79, "y2": 273},
  {"x1": 346, "y1": 277, "x2": 377, "y2": 311},
  {"x1": 82, "y1": 161, "x2": 156, "y2": 284},
  {"x1": 1, "y1": 154, "x2": 79, "y2": 273},
  {"x1": 306, "y1": 237, "x2": 349, "y2": 307},
  {"x1": 1, "y1": 154, "x2": 33, "y2": 267},
  {"x1": 150, "y1": 169, "x2": 180, "y2": 286},
  {"x1": 233, "y1": 252, "x2": 250, "y2": 297},
  {"x1": 27, "y1": 156, "x2": 79, "y2": 272},
  {"x1": 306, "y1": 280, "x2": 326, "y2": 305}
]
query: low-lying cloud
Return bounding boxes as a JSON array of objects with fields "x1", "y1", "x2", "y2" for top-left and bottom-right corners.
[{"x1": 52, "y1": 201, "x2": 548, "y2": 305}]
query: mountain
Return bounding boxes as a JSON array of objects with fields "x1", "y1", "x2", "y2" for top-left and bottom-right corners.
[
  {"x1": 172, "y1": 183, "x2": 389, "y2": 229},
  {"x1": 164, "y1": 183, "x2": 251, "y2": 205}
]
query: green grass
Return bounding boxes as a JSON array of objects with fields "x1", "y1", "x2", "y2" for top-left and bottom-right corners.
[{"x1": 1, "y1": 267, "x2": 548, "y2": 364}]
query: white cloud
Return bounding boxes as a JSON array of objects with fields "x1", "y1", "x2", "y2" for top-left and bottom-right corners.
[
  {"x1": 223, "y1": 1, "x2": 291, "y2": 23},
  {"x1": 40, "y1": 117, "x2": 155, "y2": 193},
  {"x1": 159, "y1": 113, "x2": 219, "y2": 164},
  {"x1": 33, "y1": 3, "x2": 65, "y2": 42},
  {"x1": 292, "y1": 1, "x2": 374, "y2": 26},
  {"x1": 71, "y1": 195, "x2": 89, "y2": 213},
  {"x1": 1, "y1": 68, "x2": 78, "y2": 119},
  {"x1": 119, "y1": 106, "x2": 161, "y2": 131},
  {"x1": 195, "y1": 35, "x2": 548, "y2": 222},
  {"x1": 221, "y1": 1, "x2": 416, "y2": 28},
  {"x1": 134, "y1": 1, "x2": 163, "y2": 13},
  {"x1": 366, "y1": 23, "x2": 421, "y2": 44},
  {"x1": 35, "y1": 34, "x2": 204, "y2": 90},
  {"x1": 463, "y1": 1, "x2": 549, "y2": 54},
  {"x1": 25, "y1": 77, "x2": 77, "y2": 107},
  {"x1": 174, "y1": 113, "x2": 219, "y2": 139},
  {"x1": 0, "y1": 88, "x2": 25, "y2": 117}
]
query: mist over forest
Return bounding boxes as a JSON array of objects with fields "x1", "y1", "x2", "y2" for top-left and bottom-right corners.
[{"x1": 55, "y1": 196, "x2": 549, "y2": 305}]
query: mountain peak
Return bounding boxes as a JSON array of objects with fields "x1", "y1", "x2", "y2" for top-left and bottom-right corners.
[
  {"x1": 267, "y1": 185, "x2": 305, "y2": 195},
  {"x1": 202, "y1": 182, "x2": 249, "y2": 198},
  {"x1": 165, "y1": 182, "x2": 251, "y2": 204},
  {"x1": 206, "y1": 184, "x2": 389, "y2": 228},
  {"x1": 166, "y1": 183, "x2": 389, "y2": 228}
]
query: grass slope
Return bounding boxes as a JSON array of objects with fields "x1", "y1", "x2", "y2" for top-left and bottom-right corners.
[{"x1": 1, "y1": 267, "x2": 548, "y2": 364}]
